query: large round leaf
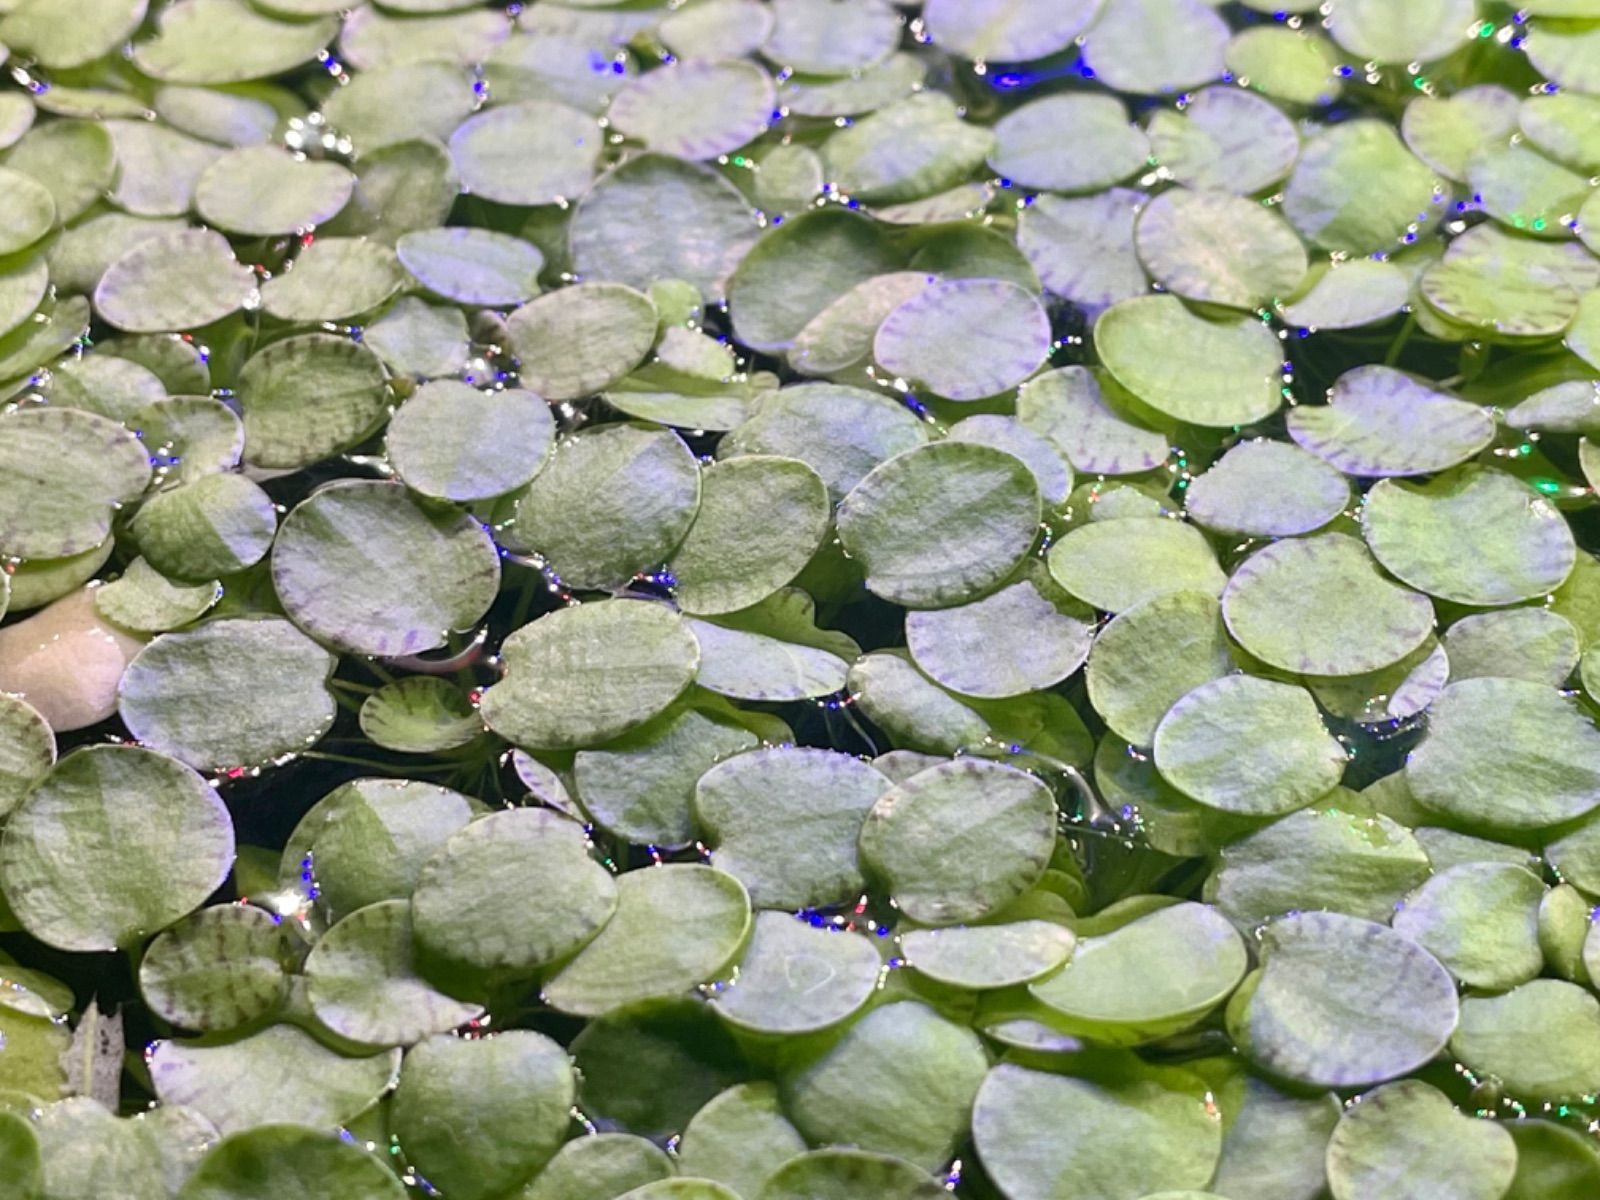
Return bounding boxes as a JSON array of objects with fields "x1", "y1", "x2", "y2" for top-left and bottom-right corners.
[
  {"x1": 480, "y1": 600, "x2": 701, "y2": 750},
  {"x1": 117, "y1": 618, "x2": 337, "y2": 772},
  {"x1": 1, "y1": 746, "x2": 234, "y2": 952},
  {"x1": 272, "y1": 480, "x2": 500, "y2": 657}
]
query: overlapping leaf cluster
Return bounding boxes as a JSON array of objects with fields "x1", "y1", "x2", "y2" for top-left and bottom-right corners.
[{"x1": 3, "y1": 0, "x2": 1600, "y2": 1197}]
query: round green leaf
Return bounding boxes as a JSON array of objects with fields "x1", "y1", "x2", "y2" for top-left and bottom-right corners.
[
  {"x1": 1205, "y1": 1071, "x2": 1341, "y2": 1200},
  {"x1": 118, "y1": 617, "x2": 336, "y2": 772},
  {"x1": 1327, "y1": 0, "x2": 1475, "y2": 61},
  {"x1": 764, "y1": 0, "x2": 900, "y2": 73},
  {"x1": 518, "y1": 1134, "x2": 675, "y2": 1200},
  {"x1": 1016, "y1": 365, "x2": 1169, "y2": 477},
  {"x1": 1406, "y1": 677, "x2": 1600, "y2": 831},
  {"x1": 1403, "y1": 85, "x2": 1522, "y2": 182},
  {"x1": 175, "y1": 1124, "x2": 405, "y2": 1200},
  {"x1": 102, "y1": 119, "x2": 223, "y2": 218},
  {"x1": 1095, "y1": 295, "x2": 1284, "y2": 428},
  {"x1": 729, "y1": 208, "x2": 901, "y2": 352},
  {"x1": 1468, "y1": 141, "x2": 1592, "y2": 240},
  {"x1": 133, "y1": 0, "x2": 339, "y2": 84},
  {"x1": 505, "y1": 424, "x2": 701, "y2": 589},
  {"x1": 669, "y1": 456, "x2": 828, "y2": 615},
  {"x1": 907, "y1": 578, "x2": 1094, "y2": 699},
  {"x1": 448, "y1": 98, "x2": 598, "y2": 204},
  {"x1": 1227, "y1": 910, "x2": 1457, "y2": 1089},
  {"x1": 130, "y1": 473, "x2": 277, "y2": 581},
  {"x1": 688, "y1": 617, "x2": 849, "y2": 702},
  {"x1": 677, "y1": 1082, "x2": 805, "y2": 1199},
  {"x1": 481, "y1": 600, "x2": 700, "y2": 750},
  {"x1": 858, "y1": 759, "x2": 1056, "y2": 925},
  {"x1": 1080, "y1": 0, "x2": 1230, "y2": 95},
  {"x1": 194, "y1": 145, "x2": 354, "y2": 235},
  {"x1": 608, "y1": 59, "x2": 773, "y2": 161},
  {"x1": 338, "y1": 4, "x2": 511, "y2": 70},
  {"x1": 1048, "y1": 518, "x2": 1225, "y2": 614},
  {"x1": 0, "y1": 167, "x2": 53, "y2": 256},
  {"x1": 139, "y1": 904, "x2": 291, "y2": 1033},
  {"x1": 573, "y1": 705, "x2": 759, "y2": 846},
  {"x1": 1444, "y1": 607, "x2": 1580, "y2": 687},
  {"x1": 1283, "y1": 121, "x2": 1442, "y2": 254},
  {"x1": 306, "y1": 899, "x2": 482, "y2": 1046},
  {"x1": 1422, "y1": 224, "x2": 1595, "y2": 338},
  {"x1": 542, "y1": 864, "x2": 751, "y2": 1017},
  {"x1": 259, "y1": 237, "x2": 408, "y2": 323},
  {"x1": 273, "y1": 479, "x2": 500, "y2": 657},
  {"x1": 1325, "y1": 1078, "x2": 1516, "y2": 1200},
  {"x1": 148, "y1": 1023, "x2": 398, "y2": 1135},
  {"x1": 363, "y1": 296, "x2": 470, "y2": 380},
  {"x1": 1135, "y1": 189, "x2": 1308, "y2": 309},
  {"x1": 989, "y1": 94, "x2": 1149, "y2": 193},
  {"x1": 46, "y1": 354, "x2": 166, "y2": 422},
  {"x1": 7, "y1": 119, "x2": 116, "y2": 223},
  {"x1": 1526, "y1": 92, "x2": 1600, "y2": 173},
  {"x1": 710, "y1": 911, "x2": 880, "y2": 1035},
  {"x1": 757, "y1": 1150, "x2": 946, "y2": 1200},
  {"x1": 1017, "y1": 190, "x2": 1149, "y2": 312},
  {"x1": 921, "y1": 0, "x2": 1099, "y2": 59},
  {"x1": 410, "y1": 807, "x2": 619, "y2": 975},
  {"x1": 281, "y1": 777, "x2": 479, "y2": 921},
  {"x1": 1392, "y1": 862, "x2": 1545, "y2": 991},
  {"x1": 1146, "y1": 86, "x2": 1300, "y2": 195},
  {"x1": 1030, "y1": 901, "x2": 1246, "y2": 1045},
  {"x1": 823, "y1": 95, "x2": 993, "y2": 206},
  {"x1": 1281, "y1": 258, "x2": 1414, "y2": 331},
  {"x1": 1222, "y1": 533, "x2": 1435, "y2": 676},
  {"x1": 901, "y1": 919, "x2": 1074, "y2": 991},
  {"x1": 873, "y1": 279, "x2": 1050, "y2": 402},
  {"x1": 358, "y1": 676, "x2": 483, "y2": 754},
  {"x1": 1153, "y1": 676, "x2": 1345, "y2": 817},
  {"x1": 1451, "y1": 979, "x2": 1600, "y2": 1102},
  {"x1": 0, "y1": 406, "x2": 152, "y2": 559},
  {"x1": 508, "y1": 283, "x2": 660, "y2": 403},
  {"x1": 1362, "y1": 467, "x2": 1576, "y2": 605},
  {"x1": 392, "y1": 1031, "x2": 575, "y2": 1200},
  {"x1": 323, "y1": 62, "x2": 476, "y2": 152},
  {"x1": 235, "y1": 333, "x2": 390, "y2": 469},
  {"x1": 660, "y1": 0, "x2": 775, "y2": 61},
  {"x1": 1206, "y1": 804, "x2": 1431, "y2": 929},
  {"x1": 972, "y1": 1059, "x2": 1223, "y2": 1200},
  {"x1": 1, "y1": 0, "x2": 146, "y2": 68},
  {"x1": 694, "y1": 746, "x2": 890, "y2": 910},
  {"x1": 719, "y1": 382, "x2": 931, "y2": 502},
  {"x1": 0, "y1": 693, "x2": 53, "y2": 821},
  {"x1": 571, "y1": 153, "x2": 759, "y2": 302},
  {"x1": 1086, "y1": 591, "x2": 1231, "y2": 748},
  {"x1": 387, "y1": 382, "x2": 554, "y2": 502},
  {"x1": 396, "y1": 226, "x2": 544, "y2": 307},
  {"x1": 784, "y1": 1000, "x2": 988, "y2": 1172},
  {"x1": 1, "y1": 745, "x2": 234, "y2": 952},
  {"x1": 837, "y1": 441, "x2": 1041, "y2": 608},
  {"x1": 1185, "y1": 440, "x2": 1351, "y2": 537},
  {"x1": 128, "y1": 397, "x2": 243, "y2": 484}
]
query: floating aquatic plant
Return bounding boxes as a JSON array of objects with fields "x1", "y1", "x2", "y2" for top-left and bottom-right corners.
[{"x1": 1, "y1": 0, "x2": 1600, "y2": 1198}]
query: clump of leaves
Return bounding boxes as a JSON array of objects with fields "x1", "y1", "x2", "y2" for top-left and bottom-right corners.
[{"x1": 1, "y1": 1, "x2": 1600, "y2": 1198}]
